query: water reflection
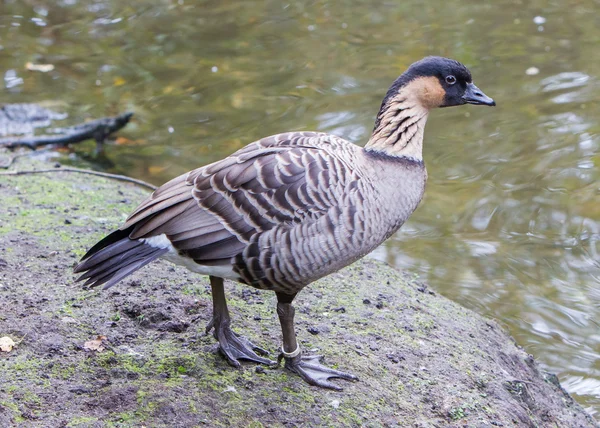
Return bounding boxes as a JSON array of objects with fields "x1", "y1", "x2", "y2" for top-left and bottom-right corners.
[{"x1": 1, "y1": 0, "x2": 599, "y2": 416}]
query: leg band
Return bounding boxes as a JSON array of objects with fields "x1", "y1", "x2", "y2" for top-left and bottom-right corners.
[{"x1": 281, "y1": 344, "x2": 301, "y2": 358}]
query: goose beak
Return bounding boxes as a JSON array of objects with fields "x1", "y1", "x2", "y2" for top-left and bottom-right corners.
[{"x1": 463, "y1": 83, "x2": 496, "y2": 106}]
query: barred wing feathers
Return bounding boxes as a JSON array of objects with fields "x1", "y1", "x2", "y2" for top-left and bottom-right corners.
[{"x1": 121, "y1": 132, "x2": 369, "y2": 292}]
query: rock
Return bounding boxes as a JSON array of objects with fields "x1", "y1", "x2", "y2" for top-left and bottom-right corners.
[{"x1": 0, "y1": 156, "x2": 596, "y2": 427}]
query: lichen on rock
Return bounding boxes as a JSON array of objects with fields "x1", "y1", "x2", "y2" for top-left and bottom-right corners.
[{"x1": 0, "y1": 156, "x2": 596, "y2": 427}]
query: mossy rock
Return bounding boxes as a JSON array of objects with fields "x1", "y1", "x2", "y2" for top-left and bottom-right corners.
[{"x1": 0, "y1": 156, "x2": 596, "y2": 427}]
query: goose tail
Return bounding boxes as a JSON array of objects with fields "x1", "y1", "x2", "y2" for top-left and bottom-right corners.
[{"x1": 74, "y1": 227, "x2": 168, "y2": 290}]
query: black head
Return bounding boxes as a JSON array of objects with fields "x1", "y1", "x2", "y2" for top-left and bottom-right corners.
[{"x1": 382, "y1": 56, "x2": 495, "y2": 109}]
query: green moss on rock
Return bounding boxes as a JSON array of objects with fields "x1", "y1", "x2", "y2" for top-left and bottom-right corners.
[{"x1": 0, "y1": 157, "x2": 596, "y2": 427}]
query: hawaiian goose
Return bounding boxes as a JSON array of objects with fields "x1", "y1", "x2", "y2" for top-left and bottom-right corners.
[{"x1": 75, "y1": 56, "x2": 495, "y2": 389}]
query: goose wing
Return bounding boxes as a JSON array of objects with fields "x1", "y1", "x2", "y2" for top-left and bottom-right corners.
[{"x1": 122, "y1": 132, "x2": 361, "y2": 268}]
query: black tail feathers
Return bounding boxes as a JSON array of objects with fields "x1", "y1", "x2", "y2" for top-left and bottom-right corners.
[{"x1": 74, "y1": 227, "x2": 167, "y2": 290}]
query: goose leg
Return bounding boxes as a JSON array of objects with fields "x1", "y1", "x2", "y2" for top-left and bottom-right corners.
[
  {"x1": 276, "y1": 292, "x2": 358, "y2": 390},
  {"x1": 206, "y1": 276, "x2": 275, "y2": 367}
]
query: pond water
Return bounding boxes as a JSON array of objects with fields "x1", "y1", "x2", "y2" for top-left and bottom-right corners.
[{"x1": 2, "y1": 0, "x2": 599, "y2": 416}]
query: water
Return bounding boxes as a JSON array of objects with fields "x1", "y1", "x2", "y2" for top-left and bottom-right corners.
[{"x1": 1, "y1": 0, "x2": 599, "y2": 416}]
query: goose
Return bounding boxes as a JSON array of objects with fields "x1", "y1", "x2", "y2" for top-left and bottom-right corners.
[{"x1": 75, "y1": 56, "x2": 495, "y2": 390}]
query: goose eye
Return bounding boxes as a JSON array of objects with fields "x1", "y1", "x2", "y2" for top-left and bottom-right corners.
[{"x1": 445, "y1": 75, "x2": 456, "y2": 85}]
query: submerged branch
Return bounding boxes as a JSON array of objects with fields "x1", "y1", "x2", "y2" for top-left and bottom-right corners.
[{"x1": 0, "y1": 112, "x2": 134, "y2": 150}]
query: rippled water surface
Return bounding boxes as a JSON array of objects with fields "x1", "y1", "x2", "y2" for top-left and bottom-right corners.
[{"x1": 2, "y1": 0, "x2": 600, "y2": 415}]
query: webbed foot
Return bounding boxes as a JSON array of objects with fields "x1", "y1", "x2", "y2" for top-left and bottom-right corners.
[
  {"x1": 206, "y1": 318, "x2": 276, "y2": 367},
  {"x1": 206, "y1": 275, "x2": 276, "y2": 367},
  {"x1": 279, "y1": 352, "x2": 358, "y2": 390}
]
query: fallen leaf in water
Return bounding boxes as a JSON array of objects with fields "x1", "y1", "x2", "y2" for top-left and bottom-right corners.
[
  {"x1": 148, "y1": 165, "x2": 168, "y2": 176},
  {"x1": 114, "y1": 137, "x2": 134, "y2": 145},
  {"x1": 113, "y1": 77, "x2": 126, "y2": 86},
  {"x1": 26, "y1": 62, "x2": 55, "y2": 72},
  {"x1": 231, "y1": 92, "x2": 246, "y2": 109},
  {"x1": 0, "y1": 336, "x2": 16, "y2": 352},
  {"x1": 83, "y1": 335, "x2": 107, "y2": 352},
  {"x1": 114, "y1": 137, "x2": 146, "y2": 146}
]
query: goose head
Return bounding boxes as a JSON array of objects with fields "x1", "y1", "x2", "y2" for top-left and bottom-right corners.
[
  {"x1": 383, "y1": 56, "x2": 496, "y2": 110},
  {"x1": 368, "y1": 57, "x2": 495, "y2": 158}
]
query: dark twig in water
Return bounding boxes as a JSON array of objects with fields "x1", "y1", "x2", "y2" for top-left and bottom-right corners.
[
  {"x1": 0, "y1": 166, "x2": 157, "y2": 190},
  {"x1": 0, "y1": 112, "x2": 134, "y2": 150}
]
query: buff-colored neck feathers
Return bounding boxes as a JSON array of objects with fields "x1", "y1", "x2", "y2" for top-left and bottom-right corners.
[{"x1": 365, "y1": 76, "x2": 445, "y2": 161}]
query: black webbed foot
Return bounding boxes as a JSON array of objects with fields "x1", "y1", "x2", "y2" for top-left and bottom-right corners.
[
  {"x1": 279, "y1": 352, "x2": 358, "y2": 390},
  {"x1": 206, "y1": 318, "x2": 276, "y2": 368},
  {"x1": 206, "y1": 276, "x2": 276, "y2": 367}
]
